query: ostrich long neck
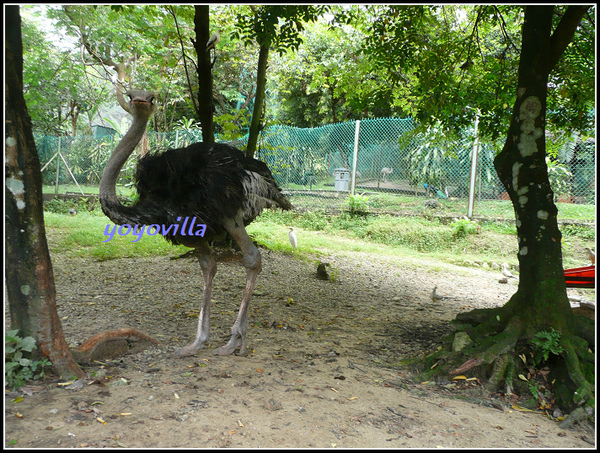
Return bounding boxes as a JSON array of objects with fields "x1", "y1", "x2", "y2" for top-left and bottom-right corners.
[{"x1": 99, "y1": 113, "x2": 150, "y2": 224}]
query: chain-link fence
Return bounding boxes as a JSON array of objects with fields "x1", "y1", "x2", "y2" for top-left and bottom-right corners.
[{"x1": 36, "y1": 118, "x2": 595, "y2": 217}]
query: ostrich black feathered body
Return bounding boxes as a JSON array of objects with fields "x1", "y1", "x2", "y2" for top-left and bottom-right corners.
[{"x1": 120, "y1": 142, "x2": 291, "y2": 245}]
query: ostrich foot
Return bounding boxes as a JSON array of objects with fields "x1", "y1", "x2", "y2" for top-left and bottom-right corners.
[
  {"x1": 174, "y1": 342, "x2": 205, "y2": 357},
  {"x1": 213, "y1": 333, "x2": 247, "y2": 356}
]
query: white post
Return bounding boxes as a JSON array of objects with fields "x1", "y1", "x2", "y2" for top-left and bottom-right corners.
[
  {"x1": 467, "y1": 112, "x2": 480, "y2": 218},
  {"x1": 351, "y1": 120, "x2": 361, "y2": 195},
  {"x1": 55, "y1": 136, "x2": 61, "y2": 194}
]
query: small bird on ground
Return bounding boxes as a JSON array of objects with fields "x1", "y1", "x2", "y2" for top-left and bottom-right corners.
[
  {"x1": 431, "y1": 286, "x2": 452, "y2": 302},
  {"x1": 501, "y1": 263, "x2": 518, "y2": 279},
  {"x1": 584, "y1": 247, "x2": 595, "y2": 265},
  {"x1": 288, "y1": 227, "x2": 297, "y2": 251},
  {"x1": 69, "y1": 208, "x2": 77, "y2": 215}
]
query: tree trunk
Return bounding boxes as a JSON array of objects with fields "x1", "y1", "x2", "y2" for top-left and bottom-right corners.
[
  {"x1": 493, "y1": 6, "x2": 572, "y2": 332},
  {"x1": 494, "y1": 5, "x2": 591, "y2": 333},
  {"x1": 194, "y1": 5, "x2": 215, "y2": 143},
  {"x1": 5, "y1": 6, "x2": 84, "y2": 379},
  {"x1": 424, "y1": 6, "x2": 595, "y2": 413},
  {"x1": 246, "y1": 43, "x2": 270, "y2": 158}
]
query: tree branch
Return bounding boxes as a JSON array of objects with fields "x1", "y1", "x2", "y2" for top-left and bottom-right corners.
[
  {"x1": 167, "y1": 6, "x2": 198, "y2": 116},
  {"x1": 547, "y1": 6, "x2": 591, "y2": 72}
]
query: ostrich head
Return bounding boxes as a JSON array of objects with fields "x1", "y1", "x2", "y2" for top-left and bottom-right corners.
[
  {"x1": 125, "y1": 89, "x2": 157, "y2": 121},
  {"x1": 99, "y1": 89, "x2": 158, "y2": 225}
]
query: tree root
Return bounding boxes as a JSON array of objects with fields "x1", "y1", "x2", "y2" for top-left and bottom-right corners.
[
  {"x1": 71, "y1": 328, "x2": 159, "y2": 364},
  {"x1": 414, "y1": 306, "x2": 595, "y2": 414}
]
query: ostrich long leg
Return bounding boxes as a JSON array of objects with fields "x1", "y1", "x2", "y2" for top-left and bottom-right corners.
[
  {"x1": 214, "y1": 218, "x2": 262, "y2": 356},
  {"x1": 176, "y1": 242, "x2": 217, "y2": 357}
]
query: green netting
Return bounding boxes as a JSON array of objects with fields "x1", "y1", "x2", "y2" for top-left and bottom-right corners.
[{"x1": 35, "y1": 118, "x2": 595, "y2": 214}]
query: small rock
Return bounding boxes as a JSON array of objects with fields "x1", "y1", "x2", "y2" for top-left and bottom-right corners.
[
  {"x1": 498, "y1": 277, "x2": 508, "y2": 284},
  {"x1": 49, "y1": 408, "x2": 60, "y2": 415},
  {"x1": 265, "y1": 398, "x2": 283, "y2": 411},
  {"x1": 452, "y1": 331, "x2": 472, "y2": 352},
  {"x1": 316, "y1": 262, "x2": 330, "y2": 281}
]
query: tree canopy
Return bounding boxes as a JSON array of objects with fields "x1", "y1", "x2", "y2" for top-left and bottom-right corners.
[{"x1": 21, "y1": 5, "x2": 593, "y2": 141}]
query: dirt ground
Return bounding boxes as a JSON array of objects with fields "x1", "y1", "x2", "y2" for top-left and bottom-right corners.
[{"x1": 5, "y1": 238, "x2": 596, "y2": 448}]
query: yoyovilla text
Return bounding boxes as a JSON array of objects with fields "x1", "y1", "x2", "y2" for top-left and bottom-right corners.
[{"x1": 103, "y1": 217, "x2": 207, "y2": 243}]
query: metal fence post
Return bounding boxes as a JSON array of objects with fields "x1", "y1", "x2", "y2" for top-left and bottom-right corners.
[
  {"x1": 467, "y1": 111, "x2": 481, "y2": 218},
  {"x1": 351, "y1": 120, "x2": 361, "y2": 195},
  {"x1": 55, "y1": 136, "x2": 61, "y2": 194}
]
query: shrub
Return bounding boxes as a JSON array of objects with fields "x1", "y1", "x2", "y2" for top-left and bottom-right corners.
[{"x1": 5, "y1": 330, "x2": 50, "y2": 390}]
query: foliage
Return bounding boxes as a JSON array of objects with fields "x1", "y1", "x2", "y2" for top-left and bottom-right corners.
[
  {"x1": 357, "y1": 5, "x2": 594, "y2": 139},
  {"x1": 271, "y1": 19, "x2": 396, "y2": 126},
  {"x1": 233, "y1": 5, "x2": 327, "y2": 54},
  {"x1": 546, "y1": 157, "x2": 573, "y2": 199},
  {"x1": 451, "y1": 217, "x2": 480, "y2": 238},
  {"x1": 22, "y1": 5, "x2": 593, "y2": 142},
  {"x1": 43, "y1": 197, "x2": 98, "y2": 215},
  {"x1": 347, "y1": 193, "x2": 370, "y2": 215},
  {"x1": 530, "y1": 328, "x2": 564, "y2": 365},
  {"x1": 20, "y1": 7, "x2": 104, "y2": 136},
  {"x1": 5, "y1": 330, "x2": 51, "y2": 390}
]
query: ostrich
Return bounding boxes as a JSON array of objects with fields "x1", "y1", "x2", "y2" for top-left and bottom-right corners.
[
  {"x1": 99, "y1": 89, "x2": 292, "y2": 357},
  {"x1": 381, "y1": 167, "x2": 393, "y2": 183}
]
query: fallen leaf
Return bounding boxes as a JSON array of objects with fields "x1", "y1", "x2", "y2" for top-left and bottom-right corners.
[
  {"x1": 11, "y1": 397, "x2": 23, "y2": 403},
  {"x1": 518, "y1": 374, "x2": 528, "y2": 381},
  {"x1": 96, "y1": 417, "x2": 107, "y2": 425},
  {"x1": 511, "y1": 404, "x2": 541, "y2": 413},
  {"x1": 14, "y1": 412, "x2": 24, "y2": 419},
  {"x1": 238, "y1": 420, "x2": 244, "y2": 427},
  {"x1": 348, "y1": 396, "x2": 358, "y2": 401},
  {"x1": 452, "y1": 375, "x2": 467, "y2": 380}
]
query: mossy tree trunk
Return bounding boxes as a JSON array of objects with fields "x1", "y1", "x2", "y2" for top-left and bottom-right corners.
[
  {"x1": 5, "y1": 6, "x2": 84, "y2": 380},
  {"x1": 424, "y1": 6, "x2": 594, "y2": 413},
  {"x1": 494, "y1": 7, "x2": 577, "y2": 334}
]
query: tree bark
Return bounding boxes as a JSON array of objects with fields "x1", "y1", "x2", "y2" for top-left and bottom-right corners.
[
  {"x1": 194, "y1": 5, "x2": 215, "y2": 143},
  {"x1": 493, "y1": 5, "x2": 591, "y2": 333},
  {"x1": 5, "y1": 5, "x2": 84, "y2": 380},
  {"x1": 246, "y1": 43, "x2": 270, "y2": 158}
]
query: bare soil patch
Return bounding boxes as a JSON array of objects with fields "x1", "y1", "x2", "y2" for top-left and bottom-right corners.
[{"x1": 5, "y1": 243, "x2": 595, "y2": 448}]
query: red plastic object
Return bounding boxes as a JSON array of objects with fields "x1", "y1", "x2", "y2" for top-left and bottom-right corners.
[{"x1": 564, "y1": 265, "x2": 595, "y2": 288}]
